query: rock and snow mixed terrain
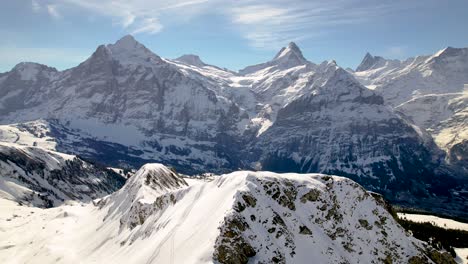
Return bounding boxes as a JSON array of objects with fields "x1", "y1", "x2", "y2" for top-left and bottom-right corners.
[
  {"x1": 0, "y1": 163, "x2": 456, "y2": 263},
  {"x1": 353, "y1": 48, "x2": 468, "y2": 174},
  {"x1": 0, "y1": 142, "x2": 125, "y2": 208}
]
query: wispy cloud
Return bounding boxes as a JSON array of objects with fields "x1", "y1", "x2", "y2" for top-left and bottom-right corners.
[
  {"x1": 226, "y1": 0, "x2": 411, "y2": 49},
  {"x1": 31, "y1": 1, "x2": 62, "y2": 19},
  {"x1": 46, "y1": 5, "x2": 61, "y2": 19},
  {"x1": 31, "y1": 0, "x2": 41, "y2": 13},
  {"x1": 60, "y1": 0, "x2": 214, "y2": 35},
  {"x1": 131, "y1": 18, "x2": 163, "y2": 35},
  {"x1": 43, "y1": 0, "x2": 416, "y2": 48},
  {"x1": 231, "y1": 5, "x2": 288, "y2": 24}
]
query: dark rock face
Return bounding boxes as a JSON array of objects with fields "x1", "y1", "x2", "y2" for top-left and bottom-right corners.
[
  {"x1": 213, "y1": 215, "x2": 256, "y2": 264},
  {"x1": 0, "y1": 63, "x2": 57, "y2": 115},
  {"x1": 449, "y1": 140, "x2": 468, "y2": 174},
  {"x1": 355, "y1": 52, "x2": 388, "y2": 72}
]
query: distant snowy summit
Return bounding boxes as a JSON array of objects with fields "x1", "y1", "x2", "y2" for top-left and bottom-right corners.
[
  {"x1": 353, "y1": 46, "x2": 468, "y2": 175},
  {"x1": 175, "y1": 54, "x2": 207, "y2": 67}
]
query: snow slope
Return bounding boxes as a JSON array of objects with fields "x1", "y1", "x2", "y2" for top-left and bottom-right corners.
[
  {"x1": 354, "y1": 47, "x2": 468, "y2": 106},
  {"x1": 353, "y1": 48, "x2": 468, "y2": 174},
  {"x1": 0, "y1": 142, "x2": 125, "y2": 207},
  {"x1": 396, "y1": 91, "x2": 468, "y2": 172},
  {"x1": 397, "y1": 213, "x2": 468, "y2": 231},
  {"x1": 0, "y1": 163, "x2": 454, "y2": 264}
]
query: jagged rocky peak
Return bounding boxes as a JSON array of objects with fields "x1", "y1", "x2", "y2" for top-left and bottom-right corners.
[
  {"x1": 175, "y1": 54, "x2": 207, "y2": 67},
  {"x1": 108, "y1": 34, "x2": 145, "y2": 51},
  {"x1": 123, "y1": 163, "x2": 187, "y2": 198},
  {"x1": 105, "y1": 34, "x2": 162, "y2": 65},
  {"x1": 272, "y1": 41, "x2": 308, "y2": 66},
  {"x1": 102, "y1": 163, "x2": 188, "y2": 229},
  {"x1": 239, "y1": 41, "x2": 309, "y2": 75},
  {"x1": 102, "y1": 163, "x2": 187, "y2": 212},
  {"x1": 355, "y1": 52, "x2": 387, "y2": 71}
]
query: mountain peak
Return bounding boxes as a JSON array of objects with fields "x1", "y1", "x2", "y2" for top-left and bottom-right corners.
[
  {"x1": 356, "y1": 52, "x2": 386, "y2": 72},
  {"x1": 175, "y1": 54, "x2": 207, "y2": 67},
  {"x1": 287, "y1": 41, "x2": 301, "y2": 51},
  {"x1": 104, "y1": 35, "x2": 162, "y2": 65},
  {"x1": 273, "y1": 41, "x2": 306, "y2": 62},
  {"x1": 239, "y1": 42, "x2": 308, "y2": 75},
  {"x1": 433, "y1": 46, "x2": 466, "y2": 59},
  {"x1": 103, "y1": 163, "x2": 187, "y2": 221},
  {"x1": 363, "y1": 52, "x2": 373, "y2": 60},
  {"x1": 110, "y1": 34, "x2": 143, "y2": 51}
]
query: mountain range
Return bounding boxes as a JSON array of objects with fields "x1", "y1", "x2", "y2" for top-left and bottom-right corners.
[{"x1": 0, "y1": 35, "x2": 467, "y2": 218}]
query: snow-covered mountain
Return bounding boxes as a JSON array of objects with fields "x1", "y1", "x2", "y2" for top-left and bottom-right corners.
[
  {"x1": 0, "y1": 142, "x2": 125, "y2": 207},
  {"x1": 0, "y1": 35, "x2": 249, "y2": 173},
  {"x1": 354, "y1": 47, "x2": 468, "y2": 106},
  {"x1": 0, "y1": 163, "x2": 456, "y2": 263},
  {"x1": 0, "y1": 36, "x2": 465, "y2": 217},
  {"x1": 353, "y1": 48, "x2": 468, "y2": 174}
]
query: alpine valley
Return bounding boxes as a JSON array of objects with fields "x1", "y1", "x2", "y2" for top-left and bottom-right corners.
[{"x1": 0, "y1": 36, "x2": 467, "y2": 263}]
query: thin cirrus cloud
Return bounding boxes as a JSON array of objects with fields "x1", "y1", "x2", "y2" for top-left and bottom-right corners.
[
  {"x1": 59, "y1": 0, "x2": 214, "y2": 35},
  {"x1": 31, "y1": 1, "x2": 62, "y2": 19},
  {"x1": 227, "y1": 0, "x2": 414, "y2": 49},
  {"x1": 46, "y1": 5, "x2": 61, "y2": 19},
  {"x1": 31, "y1": 0, "x2": 41, "y2": 13},
  {"x1": 34, "y1": 0, "x2": 415, "y2": 48}
]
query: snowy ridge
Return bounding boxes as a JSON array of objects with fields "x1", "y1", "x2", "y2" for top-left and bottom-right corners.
[
  {"x1": 99, "y1": 163, "x2": 187, "y2": 229},
  {"x1": 353, "y1": 47, "x2": 468, "y2": 174},
  {"x1": 0, "y1": 142, "x2": 125, "y2": 207},
  {"x1": 354, "y1": 46, "x2": 468, "y2": 106},
  {"x1": 0, "y1": 163, "x2": 455, "y2": 263}
]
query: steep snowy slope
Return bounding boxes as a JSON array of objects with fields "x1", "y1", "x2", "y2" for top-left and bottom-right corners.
[
  {"x1": 353, "y1": 48, "x2": 468, "y2": 174},
  {"x1": 0, "y1": 163, "x2": 455, "y2": 264},
  {"x1": 249, "y1": 63, "x2": 458, "y2": 205},
  {"x1": 0, "y1": 142, "x2": 125, "y2": 207},
  {"x1": 396, "y1": 91, "x2": 468, "y2": 173},
  {"x1": 0, "y1": 62, "x2": 58, "y2": 116},
  {"x1": 0, "y1": 36, "x2": 250, "y2": 173},
  {"x1": 354, "y1": 47, "x2": 468, "y2": 106}
]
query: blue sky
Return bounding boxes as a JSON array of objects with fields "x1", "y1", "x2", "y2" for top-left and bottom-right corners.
[{"x1": 1, "y1": 0, "x2": 467, "y2": 72}]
